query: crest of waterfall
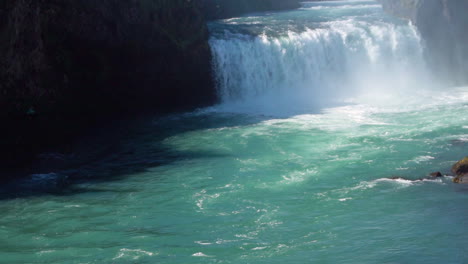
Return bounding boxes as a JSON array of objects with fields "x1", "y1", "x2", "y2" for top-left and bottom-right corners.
[{"x1": 209, "y1": 1, "x2": 433, "y2": 114}]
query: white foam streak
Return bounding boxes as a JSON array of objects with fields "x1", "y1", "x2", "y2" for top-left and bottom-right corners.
[
  {"x1": 113, "y1": 248, "x2": 155, "y2": 260},
  {"x1": 192, "y1": 252, "x2": 213, "y2": 257}
]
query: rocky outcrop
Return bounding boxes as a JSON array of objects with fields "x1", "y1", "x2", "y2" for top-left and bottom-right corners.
[
  {"x1": 0, "y1": 0, "x2": 216, "y2": 117},
  {"x1": 0, "y1": 0, "x2": 303, "y2": 175},
  {"x1": 379, "y1": 0, "x2": 468, "y2": 85},
  {"x1": 201, "y1": 0, "x2": 301, "y2": 20},
  {"x1": 453, "y1": 157, "x2": 468, "y2": 183},
  {"x1": 452, "y1": 157, "x2": 468, "y2": 176},
  {"x1": 429, "y1": 171, "x2": 443, "y2": 178},
  {"x1": 0, "y1": 0, "x2": 217, "y2": 172}
]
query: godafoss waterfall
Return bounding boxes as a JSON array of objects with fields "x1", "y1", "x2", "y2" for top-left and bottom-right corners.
[{"x1": 1, "y1": 1, "x2": 468, "y2": 263}]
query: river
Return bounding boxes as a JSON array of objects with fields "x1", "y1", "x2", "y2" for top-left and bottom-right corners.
[{"x1": 1, "y1": 1, "x2": 468, "y2": 263}]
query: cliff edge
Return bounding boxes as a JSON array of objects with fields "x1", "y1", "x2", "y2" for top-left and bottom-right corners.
[
  {"x1": 380, "y1": 0, "x2": 468, "y2": 85},
  {"x1": 0, "y1": 0, "x2": 301, "y2": 175},
  {"x1": 0, "y1": 0, "x2": 216, "y2": 171}
]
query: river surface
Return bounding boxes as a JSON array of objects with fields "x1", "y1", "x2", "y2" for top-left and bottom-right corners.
[{"x1": 1, "y1": 1, "x2": 468, "y2": 263}]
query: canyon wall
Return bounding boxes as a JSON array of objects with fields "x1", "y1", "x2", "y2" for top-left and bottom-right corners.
[
  {"x1": 380, "y1": 0, "x2": 468, "y2": 85},
  {"x1": 0, "y1": 0, "x2": 301, "y2": 173}
]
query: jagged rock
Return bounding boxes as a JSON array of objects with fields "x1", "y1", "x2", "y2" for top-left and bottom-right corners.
[
  {"x1": 452, "y1": 157, "x2": 468, "y2": 176},
  {"x1": 452, "y1": 157, "x2": 468, "y2": 184}
]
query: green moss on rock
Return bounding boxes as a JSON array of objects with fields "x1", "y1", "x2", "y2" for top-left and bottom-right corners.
[
  {"x1": 452, "y1": 157, "x2": 468, "y2": 183},
  {"x1": 453, "y1": 156, "x2": 468, "y2": 174}
]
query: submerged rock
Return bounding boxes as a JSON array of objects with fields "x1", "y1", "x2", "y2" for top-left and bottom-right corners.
[
  {"x1": 453, "y1": 176, "x2": 468, "y2": 184},
  {"x1": 388, "y1": 171, "x2": 445, "y2": 182},
  {"x1": 452, "y1": 157, "x2": 468, "y2": 183},
  {"x1": 429, "y1": 171, "x2": 443, "y2": 178}
]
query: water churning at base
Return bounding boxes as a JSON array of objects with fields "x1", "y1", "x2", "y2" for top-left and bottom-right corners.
[{"x1": 209, "y1": 1, "x2": 432, "y2": 113}]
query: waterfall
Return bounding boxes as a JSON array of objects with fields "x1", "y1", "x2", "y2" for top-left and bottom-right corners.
[{"x1": 208, "y1": 1, "x2": 433, "y2": 114}]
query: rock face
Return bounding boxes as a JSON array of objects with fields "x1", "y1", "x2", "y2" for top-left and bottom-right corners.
[
  {"x1": 452, "y1": 157, "x2": 468, "y2": 183},
  {"x1": 452, "y1": 157, "x2": 468, "y2": 184},
  {"x1": 201, "y1": 0, "x2": 301, "y2": 20},
  {"x1": 452, "y1": 157, "x2": 468, "y2": 176},
  {"x1": 0, "y1": 0, "x2": 217, "y2": 171},
  {"x1": 379, "y1": 0, "x2": 468, "y2": 85},
  {"x1": 0, "y1": 0, "x2": 302, "y2": 174},
  {"x1": 0, "y1": 0, "x2": 216, "y2": 117}
]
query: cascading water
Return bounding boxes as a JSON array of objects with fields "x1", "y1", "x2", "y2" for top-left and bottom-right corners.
[
  {"x1": 2, "y1": 1, "x2": 468, "y2": 263},
  {"x1": 209, "y1": 0, "x2": 433, "y2": 115}
]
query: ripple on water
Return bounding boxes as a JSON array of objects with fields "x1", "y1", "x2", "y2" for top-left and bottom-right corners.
[
  {"x1": 112, "y1": 248, "x2": 156, "y2": 260},
  {"x1": 2, "y1": 4, "x2": 468, "y2": 264},
  {"x1": 192, "y1": 252, "x2": 213, "y2": 257}
]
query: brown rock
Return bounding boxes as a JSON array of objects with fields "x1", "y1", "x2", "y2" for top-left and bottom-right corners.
[
  {"x1": 452, "y1": 157, "x2": 468, "y2": 176},
  {"x1": 452, "y1": 157, "x2": 468, "y2": 183},
  {"x1": 429, "y1": 171, "x2": 443, "y2": 177}
]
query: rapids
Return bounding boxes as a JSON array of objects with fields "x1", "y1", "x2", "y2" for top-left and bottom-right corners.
[{"x1": 1, "y1": 1, "x2": 467, "y2": 263}]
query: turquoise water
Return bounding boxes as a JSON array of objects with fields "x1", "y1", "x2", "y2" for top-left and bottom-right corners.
[{"x1": 1, "y1": 1, "x2": 468, "y2": 263}]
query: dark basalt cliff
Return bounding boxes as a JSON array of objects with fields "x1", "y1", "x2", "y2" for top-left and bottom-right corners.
[
  {"x1": 201, "y1": 0, "x2": 301, "y2": 20},
  {"x1": 0, "y1": 0, "x2": 217, "y2": 171},
  {"x1": 0, "y1": 0, "x2": 301, "y2": 174},
  {"x1": 0, "y1": 0, "x2": 216, "y2": 117},
  {"x1": 379, "y1": 0, "x2": 468, "y2": 85}
]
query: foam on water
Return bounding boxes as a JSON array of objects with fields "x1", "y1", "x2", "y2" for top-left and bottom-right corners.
[
  {"x1": 209, "y1": 0, "x2": 434, "y2": 116},
  {"x1": 1, "y1": 1, "x2": 468, "y2": 264},
  {"x1": 192, "y1": 252, "x2": 213, "y2": 257}
]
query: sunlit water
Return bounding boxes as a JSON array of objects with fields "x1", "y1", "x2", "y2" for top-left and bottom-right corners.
[{"x1": 1, "y1": 1, "x2": 468, "y2": 263}]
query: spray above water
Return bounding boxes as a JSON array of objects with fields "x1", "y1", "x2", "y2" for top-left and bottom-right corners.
[{"x1": 208, "y1": 0, "x2": 436, "y2": 115}]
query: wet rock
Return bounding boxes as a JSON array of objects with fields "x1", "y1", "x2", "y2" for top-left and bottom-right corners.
[
  {"x1": 453, "y1": 176, "x2": 468, "y2": 184},
  {"x1": 452, "y1": 157, "x2": 468, "y2": 176},
  {"x1": 452, "y1": 157, "x2": 468, "y2": 184},
  {"x1": 429, "y1": 171, "x2": 443, "y2": 177}
]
